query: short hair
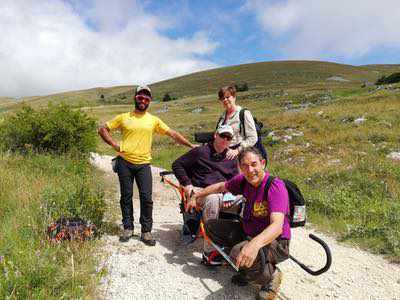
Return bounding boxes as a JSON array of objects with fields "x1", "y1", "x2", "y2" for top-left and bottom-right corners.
[
  {"x1": 218, "y1": 86, "x2": 236, "y2": 99},
  {"x1": 238, "y1": 147, "x2": 263, "y2": 164}
]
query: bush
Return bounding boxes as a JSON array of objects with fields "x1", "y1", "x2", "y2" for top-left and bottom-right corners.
[
  {"x1": 163, "y1": 93, "x2": 176, "y2": 102},
  {"x1": 375, "y1": 72, "x2": 400, "y2": 85},
  {"x1": 234, "y1": 82, "x2": 249, "y2": 92},
  {"x1": 0, "y1": 103, "x2": 97, "y2": 154}
]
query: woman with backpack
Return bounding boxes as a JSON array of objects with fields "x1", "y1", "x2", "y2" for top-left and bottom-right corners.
[{"x1": 216, "y1": 86, "x2": 258, "y2": 159}]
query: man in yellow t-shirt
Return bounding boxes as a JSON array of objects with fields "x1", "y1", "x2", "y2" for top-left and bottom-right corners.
[{"x1": 98, "y1": 85, "x2": 194, "y2": 245}]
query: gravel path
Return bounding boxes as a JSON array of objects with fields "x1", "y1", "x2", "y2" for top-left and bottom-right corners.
[{"x1": 90, "y1": 153, "x2": 400, "y2": 300}]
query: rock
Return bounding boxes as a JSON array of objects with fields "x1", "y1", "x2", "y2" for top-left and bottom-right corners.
[
  {"x1": 191, "y1": 107, "x2": 204, "y2": 113},
  {"x1": 387, "y1": 152, "x2": 400, "y2": 161},
  {"x1": 156, "y1": 105, "x2": 168, "y2": 113},
  {"x1": 354, "y1": 117, "x2": 366, "y2": 125},
  {"x1": 292, "y1": 131, "x2": 304, "y2": 137},
  {"x1": 326, "y1": 76, "x2": 350, "y2": 82},
  {"x1": 317, "y1": 111, "x2": 324, "y2": 116},
  {"x1": 282, "y1": 135, "x2": 292, "y2": 142}
]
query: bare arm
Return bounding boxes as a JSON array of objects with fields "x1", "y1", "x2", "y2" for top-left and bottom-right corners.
[
  {"x1": 166, "y1": 129, "x2": 195, "y2": 148},
  {"x1": 235, "y1": 212, "x2": 284, "y2": 268},
  {"x1": 186, "y1": 181, "x2": 227, "y2": 212},
  {"x1": 98, "y1": 125, "x2": 120, "y2": 152}
]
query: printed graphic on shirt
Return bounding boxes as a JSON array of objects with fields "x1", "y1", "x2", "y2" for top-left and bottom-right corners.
[{"x1": 253, "y1": 200, "x2": 268, "y2": 217}]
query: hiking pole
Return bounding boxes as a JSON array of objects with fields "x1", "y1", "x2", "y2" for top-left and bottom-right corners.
[
  {"x1": 199, "y1": 222, "x2": 239, "y2": 272},
  {"x1": 289, "y1": 233, "x2": 332, "y2": 276}
]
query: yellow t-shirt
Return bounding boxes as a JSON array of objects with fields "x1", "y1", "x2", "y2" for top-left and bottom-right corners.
[{"x1": 106, "y1": 112, "x2": 170, "y2": 164}]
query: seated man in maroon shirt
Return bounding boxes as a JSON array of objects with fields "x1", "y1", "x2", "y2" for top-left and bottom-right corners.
[{"x1": 172, "y1": 125, "x2": 240, "y2": 265}]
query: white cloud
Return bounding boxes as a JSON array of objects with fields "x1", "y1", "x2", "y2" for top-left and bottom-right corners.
[
  {"x1": 244, "y1": 0, "x2": 400, "y2": 59},
  {"x1": 0, "y1": 0, "x2": 218, "y2": 97}
]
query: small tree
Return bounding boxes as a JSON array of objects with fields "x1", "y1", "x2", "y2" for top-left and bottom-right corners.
[
  {"x1": 0, "y1": 103, "x2": 97, "y2": 154},
  {"x1": 375, "y1": 72, "x2": 400, "y2": 85},
  {"x1": 163, "y1": 93, "x2": 172, "y2": 102},
  {"x1": 235, "y1": 82, "x2": 249, "y2": 92}
]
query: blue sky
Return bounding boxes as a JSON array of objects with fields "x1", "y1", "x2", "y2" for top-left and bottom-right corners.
[{"x1": 1, "y1": 0, "x2": 400, "y2": 97}]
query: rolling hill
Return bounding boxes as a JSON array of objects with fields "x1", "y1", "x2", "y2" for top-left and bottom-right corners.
[{"x1": 3, "y1": 60, "x2": 399, "y2": 109}]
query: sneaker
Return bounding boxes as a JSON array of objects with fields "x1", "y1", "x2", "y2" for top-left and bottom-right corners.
[
  {"x1": 231, "y1": 273, "x2": 248, "y2": 286},
  {"x1": 119, "y1": 229, "x2": 133, "y2": 243},
  {"x1": 257, "y1": 268, "x2": 283, "y2": 300},
  {"x1": 201, "y1": 250, "x2": 223, "y2": 266},
  {"x1": 141, "y1": 232, "x2": 156, "y2": 246}
]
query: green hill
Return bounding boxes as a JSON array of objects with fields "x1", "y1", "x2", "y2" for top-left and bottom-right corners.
[
  {"x1": 103, "y1": 60, "x2": 400, "y2": 102},
  {"x1": 4, "y1": 60, "x2": 399, "y2": 109}
]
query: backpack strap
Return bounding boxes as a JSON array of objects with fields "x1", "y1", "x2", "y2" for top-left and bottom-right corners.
[
  {"x1": 239, "y1": 108, "x2": 247, "y2": 137},
  {"x1": 263, "y1": 175, "x2": 275, "y2": 200},
  {"x1": 215, "y1": 115, "x2": 224, "y2": 130}
]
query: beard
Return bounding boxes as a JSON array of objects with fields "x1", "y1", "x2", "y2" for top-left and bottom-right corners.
[{"x1": 135, "y1": 101, "x2": 149, "y2": 111}]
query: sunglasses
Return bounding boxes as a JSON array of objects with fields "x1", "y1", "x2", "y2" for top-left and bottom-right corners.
[
  {"x1": 135, "y1": 95, "x2": 151, "y2": 102},
  {"x1": 218, "y1": 133, "x2": 233, "y2": 141},
  {"x1": 219, "y1": 95, "x2": 233, "y2": 101}
]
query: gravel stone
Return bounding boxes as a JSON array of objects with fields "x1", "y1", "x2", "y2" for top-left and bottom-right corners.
[{"x1": 91, "y1": 153, "x2": 400, "y2": 300}]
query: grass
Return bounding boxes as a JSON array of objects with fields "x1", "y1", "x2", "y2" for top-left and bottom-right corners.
[
  {"x1": 4, "y1": 60, "x2": 399, "y2": 110},
  {"x1": 0, "y1": 153, "x2": 106, "y2": 299},
  {"x1": 1, "y1": 60, "x2": 399, "y2": 298},
  {"x1": 90, "y1": 82, "x2": 400, "y2": 260}
]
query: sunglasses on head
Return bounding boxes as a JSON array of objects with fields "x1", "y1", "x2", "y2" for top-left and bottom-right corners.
[
  {"x1": 218, "y1": 133, "x2": 233, "y2": 141},
  {"x1": 135, "y1": 95, "x2": 151, "y2": 102}
]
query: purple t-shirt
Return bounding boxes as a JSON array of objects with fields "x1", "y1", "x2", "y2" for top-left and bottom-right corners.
[{"x1": 225, "y1": 172, "x2": 291, "y2": 240}]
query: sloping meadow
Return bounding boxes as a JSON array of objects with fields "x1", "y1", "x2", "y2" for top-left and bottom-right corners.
[
  {"x1": 0, "y1": 104, "x2": 106, "y2": 298},
  {"x1": 92, "y1": 85, "x2": 400, "y2": 260}
]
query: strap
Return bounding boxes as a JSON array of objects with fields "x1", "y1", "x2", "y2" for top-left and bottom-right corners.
[
  {"x1": 239, "y1": 108, "x2": 247, "y2": 137},
  {"x1": 263, "y1": 175, "x2": 275, "y2": 201},
  {"x1": 215, "y1": 115, "x2": 224, "y2": 130}
]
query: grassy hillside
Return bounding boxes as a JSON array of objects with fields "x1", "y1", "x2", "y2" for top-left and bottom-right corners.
[
  {"x1": 72, "y1": 61, "x2": 400, "y2": 103},
  {"x1": 3, "y1": 61, "x2": 399, "y2": 110},
  {"x1": 0, "y1": 153, "x2": 106, "y2": 298},
  {"x1": 90, "y1": 79, "x2": 400, "y2": 260},
  {"x1": 1, "y1": 60, "x2": 399, "y2": 261},
  {"x1": 5, "y1": 85, "x2": 134, "y2": 111}
]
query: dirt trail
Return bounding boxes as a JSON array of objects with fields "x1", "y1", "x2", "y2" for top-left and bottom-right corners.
[{"x1": 90, "y1": 153, "x2": 400, "y2": 300}]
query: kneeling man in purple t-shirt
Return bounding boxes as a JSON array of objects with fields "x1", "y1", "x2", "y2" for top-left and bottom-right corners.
[{"x1": 187, "y1": 147, "x2": 290, "y2": 300}]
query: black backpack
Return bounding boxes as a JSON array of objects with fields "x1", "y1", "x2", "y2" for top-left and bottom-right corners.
[
  {"x1": 217, "y1": 108, "x2": 268, "y2": 161},
  {"x1": 264, "y1": 176, "x2": 306, "y2": 227}
]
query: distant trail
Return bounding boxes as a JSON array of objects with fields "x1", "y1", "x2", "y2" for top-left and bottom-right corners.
[{"x1": 91, "y1": 153, "x2": 400, "y2": 300}]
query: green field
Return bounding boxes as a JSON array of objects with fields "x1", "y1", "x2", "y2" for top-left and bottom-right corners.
[
  {"x1": 1, "y1": 60, "x2": 399, "y2": 298},
  {"x1": 85, "y1": 61, "x2": 400, "y2": 260}
]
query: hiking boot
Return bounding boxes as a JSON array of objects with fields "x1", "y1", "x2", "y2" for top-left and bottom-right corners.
[
  {"x1": 201, "y1": 250, "x2": 223, "y2": 266},
  {"x1": 231, "y1": 273, "x2": 248, "y2": 286},
  {"x1": 257, "y1": 268, "x2": 283, "y2": 300},
  {"x1": 140, "y1": 232, "x2": 156, "y2": 246},
  {"x1": 119, "y1": 229, "x2": 133, "y2": 243}
]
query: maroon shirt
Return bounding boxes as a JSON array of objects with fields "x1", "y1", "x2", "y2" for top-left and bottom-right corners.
[{"x1": 172, "y1": 143, "x2": 238, "y2": 188}]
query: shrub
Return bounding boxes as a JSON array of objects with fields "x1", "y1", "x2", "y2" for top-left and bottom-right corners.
[
  {"x1": 375, "y1": 72, "x2": 400, "y2": 85},
  {"x1": 163, "y1": 93, "x2": 177, "y2": 102},
  {"x1": 0, "y1": 103, "x2": 97, "y2": 154},
  {"x1": 234, "y1": 82, "x2": 249, "y2": 92}
]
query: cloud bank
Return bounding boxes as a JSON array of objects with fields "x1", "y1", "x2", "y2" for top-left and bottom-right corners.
[
  {"x1": 244, "y1": 0, "x2": 400, "y2": 60},
  {"x1": 0, "y1": 0, "x2": 218, "y2": 97}
]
